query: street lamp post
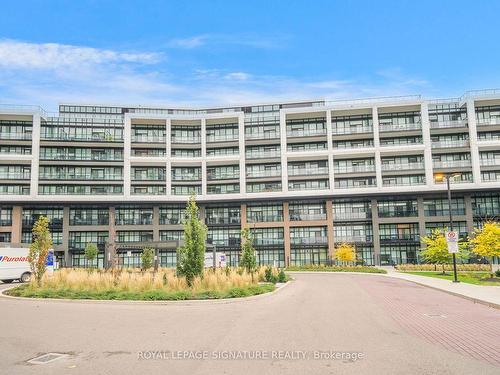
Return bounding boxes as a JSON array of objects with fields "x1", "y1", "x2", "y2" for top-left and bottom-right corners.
[{"x1": 442, "y1": 173, "x2": 460, "y2": 283}]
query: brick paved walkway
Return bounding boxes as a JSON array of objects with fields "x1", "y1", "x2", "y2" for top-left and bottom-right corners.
[{"x1": 353, "y1": 275, "x2": 500, "y2": 366}]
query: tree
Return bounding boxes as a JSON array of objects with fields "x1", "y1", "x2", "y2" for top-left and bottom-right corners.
[
  {"x1": 28, "y1": 216, "x2": 53, "y2": 286},
  {"x1": 421, "y1": 228, "x2": 469, "y2": 274},
  {"x1": 141, "y1": 247, "x2": 155, "y2": 271},
  {"x1": 334, "y1": 243, "x2": 356, "y2": 264},
  {"x1": 176, "y1": 195, "x2": 207, "y2": 286},
  {"x1": 84, "y1": 243, "x2": 98, "y2": 268},
  {"x1": 240, "y1": 228, "x2": 257, "y2": 274},
  {"x1": 469, "y1": 222, "x2": 500, "y2": 272}
]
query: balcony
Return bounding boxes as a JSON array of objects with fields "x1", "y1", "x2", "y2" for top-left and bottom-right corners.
[
  {"x1": 332, "y1": 126, "x2": 373, "y2": 135},
  {"x1": 379, "y1": 122, "x2": 421, "y2": 132},
  {"x1": 433, "y1": 160, "x2": 471, "y2": 169},
  {"x1": 290, "y1": 236, "x2": 328, "y2": 245},
  {"x1": 432, "y1": 140, "x2": 469, "y2": 148},
  {"x1": 207, "y1": 172, "x2": 239, "y2": 180},
  {"x1": 254, "y1": 238, "x2": 284, "y2": 246},
  {"x1": 430, "y1": 119, "x2": 467, "y2": 129},
  {"x1": 334, "y1": 165, "x2": 375, "y2": 174},
  {"x1": 477, "y1": 117, "x2": 500, "y2": 126},
  {"x1": 246, "y1": 170, "x2": 281, "y2": 178},
  {"x1": 205, "y1": 217, "x2": 241, "y2": 225},
  {"x1": 381, "y1": 162, "x2": 424, "y2": 171},
  {"x1": 42, "y1": 134, "x2": 123, "y2": 142},
  {"x1": 171, "y1": 136, "x2": 201, "y2": 143},
  {"x1": 288, "y1": 167, "x2": 329, "y2": 176},
  {"x1": 380, "y1": 234, "x2": 419, "y2": 242},
  {"x1": 0, "y1": 172, "x2": 31, "y2": 180},
  {"x1": 334, "y1": 234, "x2": 373, "y2": 242},
  {"x1": 286, "y1": 129, "x2": 326, "y2": 137},
  {"x1": 245, "y1": 131, "x2": 280, "y2": 140},
  {"x1": 132, "y1": 173, "x2": 166, "y2": 181},
  {"x1": 171, "y1": 173, "x2": 201, "y2": 181},
  {"x1": 289, "y1": 213, "x2": 327, "y2": 221},
  {"x1": 207, "y1": 135, "x2": 239, "y2": 142},
  {"x1": 480, "y1": 158, "x2": 500, "y2": 166},
  {"x1": 0, "y1": 132, "x2": 32, "y2": 140},
  {"x1": 39, "y1": 173, "x2": 123, "y2": 180},
  {"x1": 333, "y1": 211, "x2": 371, "y2": 220},
  {"x1": 246, "y1": 150, "x2": 281, "y2": 159},
  {"x1": 131, "y1": 135, "x2": 166, "y2": 143}
]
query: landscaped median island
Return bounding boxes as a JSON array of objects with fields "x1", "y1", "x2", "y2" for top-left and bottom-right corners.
[
  {"x1": 5, "y1": 267, "x2": 286, "y2": 301},
  {"x1": 401, "y1": 271, "x2": 500, "y2": 286},
  {"x1": 286, "y1": 265, "x2": 387, "y2": 274}
]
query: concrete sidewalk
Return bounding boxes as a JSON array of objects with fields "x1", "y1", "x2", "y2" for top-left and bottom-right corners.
[{"x1": 383, "y1": 267, "x2": 500, "y2": 309}]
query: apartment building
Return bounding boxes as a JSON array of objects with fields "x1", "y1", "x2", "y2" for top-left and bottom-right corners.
[{"x1": 0, "y1": 89, "x2": 499, "y2": 267}]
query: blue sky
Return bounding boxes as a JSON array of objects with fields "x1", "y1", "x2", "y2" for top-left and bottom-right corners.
[{"x1": 1, "y1": 0, "x2": 499, "y2": 111}]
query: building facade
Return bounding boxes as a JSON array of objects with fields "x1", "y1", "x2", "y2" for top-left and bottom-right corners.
[{"x1": 1, "y1": 90, "x2": 499, "y2": 267}]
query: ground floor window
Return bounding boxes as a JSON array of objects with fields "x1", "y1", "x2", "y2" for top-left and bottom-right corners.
[
  {"x1": 159, "y1": 250, "x2": 177, "y2": 268},
  {"x1": 71, "y1": 252, "x2": 104, "y2": 268},
  {"x1": 117, "y1": 251, "x2": 141, "y2": 268},
  {"x1": 256, "y1": 248, "x2": 285, "y2": 268},
  {"x1": 355, "y1": 245, "x2": 374, "y2": 266},
  {"x1": 290, "y1": 247, "x2": 328, "y2": 266},
  {"x1": 380, "y1": 244, "x2": 420, "y2": 265}
]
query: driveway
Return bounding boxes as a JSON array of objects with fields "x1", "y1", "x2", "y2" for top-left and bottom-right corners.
[{"x1": 1, "y1": 273, "x2": 499, "y2": 375}]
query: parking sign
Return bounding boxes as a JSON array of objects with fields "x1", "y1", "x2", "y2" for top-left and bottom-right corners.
[{"x1": 446, "y1": 231, "x2": 459, "y2": 254}]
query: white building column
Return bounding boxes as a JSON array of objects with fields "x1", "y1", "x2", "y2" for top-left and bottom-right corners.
[
  {"x1": 466, "y1": 99, "x2": 481, "y2": 185},
  {"x1": 30, "y1": 112, "x2": 41, "y2": 197},
  {"x1": 420, "y1": 101, "x2": 434, "y2": 187},
  {"x1": 372, "y1": 106, "x2": 382, "y2": 188},
  {"x1": 123, "y1": 115, "x2": 131, "y2": 197},
  {"x1": 201, "y1": 118, "x2": 207, "y2": 196},
  {"x1": 238, "y1": 114, "x2": 246, "y2": 195},
  {"x1": 280, "y1": 109, "x2": 288, "y2": 193},
  {"x1": 326, "y1": 109, "x2": 334, "y2": 191},
  {"x1": 165, "y1": 118, "x2": 171, "y2": 195}
]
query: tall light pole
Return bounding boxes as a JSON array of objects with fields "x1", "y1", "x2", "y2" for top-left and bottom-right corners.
[{"x1": 436, "y1": 173, "x2": 460, "y2": 283}]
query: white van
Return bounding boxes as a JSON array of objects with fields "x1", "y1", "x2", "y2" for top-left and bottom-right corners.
[{"x1": 0, "y1": 247, "x2": 31, "y2": 283}]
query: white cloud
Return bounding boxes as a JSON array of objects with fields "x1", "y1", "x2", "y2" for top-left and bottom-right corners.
[
  {"x1": 168, "y1": 35, "x2": 209, "y2": 49},
  {"x1": 167, "y1": 33, "x2": 287, "y2": 50},
  {"x1": 224, "y1": 72, "x2": 251, "y2": 81},
  {"x1": 0, "y1": 39, "x2": 161, "y2": 69}
]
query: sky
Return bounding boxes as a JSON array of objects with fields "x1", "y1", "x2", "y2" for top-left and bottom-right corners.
[{"x1": 1, "y1": 0, "x2": 499, "y2": 112}]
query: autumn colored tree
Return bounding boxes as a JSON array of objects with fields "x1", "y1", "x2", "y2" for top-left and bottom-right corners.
[
  {"x1": 334, "y1": 243, "x2": 356, "y2": 264},
  {"x1": 421, "y1": 228, "x2": 469, "y2": 274},
  {"x1": 28, "y1": 216, "x2": 53, "y2": 285},
  {"x1": 469, "y1": 222, "x2": 500, "y2": 272}
]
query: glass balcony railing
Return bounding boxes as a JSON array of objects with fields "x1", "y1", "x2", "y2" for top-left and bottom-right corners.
[
  {"x1": 245, "y1": 150, "x2": 281, "y2": 159},
  {"x1": 287, "y1": 129, "x2": 327, "y2": 137},
  {"x1": 430, "y1": 119, "x2": 467, "y2": 129},
  {"x1": 289, "y1": 213, "x2": 327, "y2": 221},
  {"x1": 333, "y1": 211, "x2": 371, "y2": 220},
  {"x1": 332, "y1": 126, "x2": 373, "y2": 135},
  {"x1": 245, "y1": 132, "x2": 280, "y2": 140},
  {"x1": 132, "y1": 173, "x2": 166, "y2": 181},
  {"x1": 254, "y1": 238, "x2": 284, "y2": 246},
  {"x1": 334, "y1": 234, "x2": 373, "y2": 242},
  {"x1": 476, "y1": 117, "x2": 500, "y2": 126},
  {"x1": 432, "y1": 140, "x2": 469, "y2": 148},
  {"x1": 480, "y1": 158, "x2": 500, "y2": 166},
  {"x1": 247, "y1": 215, "x2": 283, "y2": 223},
  {"x1": 206, "y1": 135, "x2": 239, "y2": 142},
  {"x1": 381, "y1": 162, "x2": 424, "y2": 171},
  {"x1": 290, "y1": 236, "x2": 328, "y2": 245},
  {"x1": 334, "y1": 165, "x2": 375, "y2": 174},
  {"x1": 0, "y1": 172, "x2": 31, "y2": 179},
  {"x1": 39, "y1": 173, "x2": 123, "y2": 180},
  {"x1": 205, "y1": 217, "x2": 241, "y2": 225},
  {"x1": 379, "y1": 122, "x2": 422, "y2": 132},
  {"x1": 246, "y1": 170, "x2": 281, "y2": 178},
  {"x1": 0, "y1": 132, "x2": 32, "y2": 140},
  {"x1": 433, "y1": 160, "x2": 471, "y2": 168},
  {"x1": 131, "y1": 135, "x2": 166, "y2": 143},
  {"x1": 41, "y1": 134, "x2": 123, "y2": 142},
  {"x1": 171, "y1": 173, "x2": 201, "y2": 181},
  {"x1": 207, "y1": 172, "x2": 239, "y2": 180},
  {"x1": 288, "y1": 167, "x2": 329, "y2": 176},
  {"x1": 171, "y1": 136, "x2": 201, "y2": 143}
]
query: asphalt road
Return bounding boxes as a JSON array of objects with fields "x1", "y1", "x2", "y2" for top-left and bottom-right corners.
[{"x1": 1, "y1": 273, "x2": 499, "y2": 375}]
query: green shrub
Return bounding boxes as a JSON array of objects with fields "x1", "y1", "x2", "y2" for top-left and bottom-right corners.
[
  {"x1": 495, "y1": 269, "x2": 500, "y2": 277},
  {"x1": 278, "y1": 269, "x2": 287, "y2": 283}
]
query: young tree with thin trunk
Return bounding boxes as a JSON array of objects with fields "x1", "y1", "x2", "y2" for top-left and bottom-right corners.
[
  {"x1": 28, "y1": 216, "x2": 53, "y2": 286},
  {"x1": 141, "y1": 247, "x2": 155, "y2": 271},
  {"x1": 240, "y1": 228, "x2": 257, "y2": 275},
  {"x1": 84, "y1": 243, "x2": 98, "y2": 269},
  {"x1": 469, "y1": 222, "x2": 500, "y2": 273},
  {"x1": 176, "y1": 195, "x2": 207, "y2": 286},
  {"x1": 421, "y1": 228, "x2": 469, "y2": 274}
]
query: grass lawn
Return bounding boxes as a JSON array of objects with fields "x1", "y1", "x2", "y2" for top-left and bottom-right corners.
[
  {"x1": 6, "y1": 283, "x2": 276, "y2": 301},
  {"x1": 405, "y1": 271, "x2": 500, "y2": 286},
  {"x1": 286, "y1": 265, "x2": 386, "y2": 274}
]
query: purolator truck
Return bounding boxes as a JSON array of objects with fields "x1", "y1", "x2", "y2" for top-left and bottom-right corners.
[{"x1": 0, "y1": 247, "x2": 31, "y2": 283}]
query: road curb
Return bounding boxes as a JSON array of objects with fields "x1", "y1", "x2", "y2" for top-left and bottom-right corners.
[{"x1": 0, "y1": 279, "x2": 293, "y2": 306}]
